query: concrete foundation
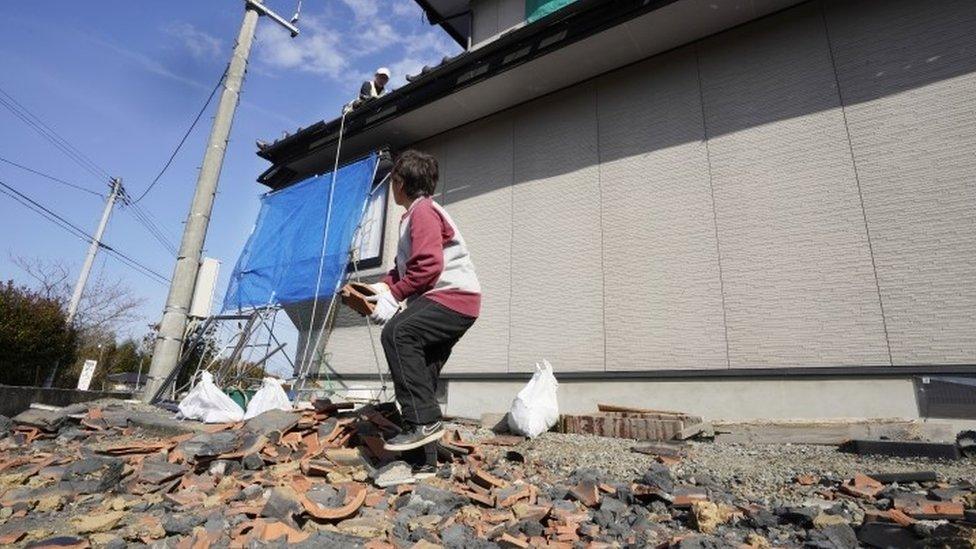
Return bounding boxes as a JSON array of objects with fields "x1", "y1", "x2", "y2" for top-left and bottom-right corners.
[
  {"x1": 443, "y1": 376, "x2": 922, "y2": 421},
  {"x1": 316, "y1": 375, "x2": 937, "y2": 421}
]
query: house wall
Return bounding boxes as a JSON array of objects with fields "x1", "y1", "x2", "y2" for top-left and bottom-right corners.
[{"x1": 322, "y1": 0, "x2": 976, "y2": 400}]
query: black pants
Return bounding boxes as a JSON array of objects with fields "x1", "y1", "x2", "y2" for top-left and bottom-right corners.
[{"x1": 381, "y1": 296, "x2": 475, "y2": 425}]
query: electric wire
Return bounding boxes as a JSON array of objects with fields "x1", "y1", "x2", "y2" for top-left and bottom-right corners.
[
  {"x1": 134, "y1": 205, "x2": 179, "y2": 251},
  {"x1": 0, "y1": 87, "x2": 176, "y2": 281},
  {"x1": 127, "y1": 204, "x2": 179, "y2": 256},
  {"x1": 0, "y1": 86, "x2": 113, "y2": 183},
  {"x1": 0, "y1": 155, "x2": 105, "y2": 198},
  {"x1": 0, "y1": 86, "x2": 112, "y2": 180},
  {"x1": 105, "y1": 248, "x2": 169, "y2": 285},
  {"x1": 0, "y1": 178, "x2": 169, "y2": 285},
  {"x1": 129, "y1": 65, "x2": 228, "y2": 204},
  {"x1": 130, "y1": 200, "x2": 178, "y2": 242},
  {"x1": 0, "y1": 182, "x2": 92, "y2": 241},
  {"x1": 0, "y1": 79, "x2": 194, "y2": 255},
  {"x1": 0, "y1": 94, "x2": 108, "y2": 183},
  {"x1": 120, "y1": 193, "x2": 179, "y2": 256},
  {"x1": 114, "y1": 185, "x2": 180, "y2": 256}
]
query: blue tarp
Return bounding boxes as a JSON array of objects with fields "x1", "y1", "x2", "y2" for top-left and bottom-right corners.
[{"x1": 222, "y1": 153, "x2": 379, "y2": 311}]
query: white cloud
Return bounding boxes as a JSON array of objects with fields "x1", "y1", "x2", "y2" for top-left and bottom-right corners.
[
  {"x1": 340, "y1": 0, "x2": 381, "y2": 21},
  {"x1": 388, "y1": 57, "x2": 428, "y2": 86},
  {"x1": 87, "y1": 34, "x2": 210, "y2": 91},
  {"x1": 254, "y1": 2, "x2": 460, "y2": 91},
  {"x1": 256, "y1": 19, "x2": 347, "y2": 81},
  {"x1": 166, "y1": 22, "x2": 223, "y2": 60},
  {"x1": 392, "y1": 1, "x2": 418, "y2": 17},
  {"x1": 81, "y1": 31, "x2": 299, "y2": 127}
]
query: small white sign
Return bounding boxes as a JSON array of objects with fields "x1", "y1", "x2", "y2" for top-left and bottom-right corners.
[{"x1": 77, "y1": 359, "x2": 98, "y2": 391}]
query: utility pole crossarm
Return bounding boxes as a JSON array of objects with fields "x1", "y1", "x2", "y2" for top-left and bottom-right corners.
[{"x1": 246, "y1": 0, "x2": 300, "y2": 36}]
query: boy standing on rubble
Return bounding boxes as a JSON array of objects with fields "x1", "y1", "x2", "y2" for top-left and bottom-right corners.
[{"x1": 366, "y1": 150, "x2": 481, "y2": 452}]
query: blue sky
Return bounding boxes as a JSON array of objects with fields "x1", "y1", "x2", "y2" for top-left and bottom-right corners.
[{"x1": 0, "y1": 0, "x2": 458, "y2": 372}]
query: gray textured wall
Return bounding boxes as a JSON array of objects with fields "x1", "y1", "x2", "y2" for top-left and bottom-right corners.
[
  {"x1": 324, "y1": 0, "x2": 976, "y2": 376},
  {"x1": 824, "y1": 0, "x2": 976, "y2": 365}
]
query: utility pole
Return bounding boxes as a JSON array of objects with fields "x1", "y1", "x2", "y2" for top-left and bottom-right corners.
[
  {"x1": 44, "y1": 177, "x2": 122, "y2": 388},
  {"x1": 141, "y1": 0, "x2": 298, "y2": 402},
  {"x1": 67, "y1": 178, "x2": 122, "y2": 325}
]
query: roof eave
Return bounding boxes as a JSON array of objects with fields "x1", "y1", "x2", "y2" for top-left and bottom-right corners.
[
  {"x1": 257, "y1": 0, "x2": 646, "y2": 187},
  {"x1": 414, "y1": 0, "x2": 469, "y2": 47},
  {"x1": 257, "y1": 0, "x2": 807, "y2": 189}
]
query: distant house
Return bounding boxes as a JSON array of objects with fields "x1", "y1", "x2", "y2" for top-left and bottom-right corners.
[
  {"x1": 105, "y1": 372, "x2": 146, "y2": 393},
  {"x1": 255, "y1": 0, "x2": 976, "y2": 421}
]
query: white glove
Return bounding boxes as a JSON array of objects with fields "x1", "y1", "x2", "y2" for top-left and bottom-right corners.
[
  {"x1": 367, "y1": 290, "x2": 400, "y2": 324},
  {"x1": 369, "y1": 282, "x2": 390, "y2": 294}
]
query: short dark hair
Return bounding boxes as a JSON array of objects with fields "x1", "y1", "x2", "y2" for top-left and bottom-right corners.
[{"x1": 392, "y1": 150, "x2": 438, "y2": 198}]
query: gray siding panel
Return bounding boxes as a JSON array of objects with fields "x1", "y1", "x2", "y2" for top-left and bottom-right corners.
[
  {"x1": 438, "y1": 117, "x2": 515, "y2": 374},
  {"x1": 319, "y1": 305, "x2": 384, "y2": 376},
  {"x1": 597, "y1": 48, "x2": 728, "y2": 371},
  {"x1": 510, "y1": 83, "x2": 605, "y2": 372},
  {"x1": 825, "y1": 0, "x2": 976, "y2": 365},
  {"x1": 699, "y1": 4, "x2": 888, "y2": 368},
  {"x1": 322, "y1": 0, "x2": 975, "y2": 380}
]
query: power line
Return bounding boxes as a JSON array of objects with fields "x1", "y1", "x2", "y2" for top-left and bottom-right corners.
[
  {"x1": 0, "y1": 85, "x2": 113, "y2": 179},
  {"x1": 0, "y1": 179, "x2": 167, "y2": 283},
  {"x1": 0, "y1": 94, "x2": 107, "y2": 183},
  {"x1": 122, "y1": 198, "x2": 179, "y2": 256},
  {"x1": 0, "y1": 88, "x2": 176, "y2": 284},
  {"x1": 107, "y1": 245, "x2": 171, "y2": 285},
  {"x1": 0, "y1": 185, "x2": 92, "y2": 241},
  {"x1": 0, "y1": 86, "x2": 180, "y2": 257},
  {"x1": 130, "y1": 65, "x2": 228, "y2": 204},
  {"x1": 0, "y1": 154, "x2": 105, "y2": 198},
  {"x1": 0, "y1": 86, "x2": 113, "y2": 183},
  {"x1": 117, "y1": 186, "x2": 180, "y2": 255},
  {"x1": 129, "y1": 207, "x2": 177, "y2": 255},
  {"x1": 130, "y1": 201, "x2": 178, "y2": 242},
  {"x1": 0, "y1": 180, "x2": 96, "y2": 240},
  {"x1": 0, "y1": 178, "x2": 169, "y2": 285}
]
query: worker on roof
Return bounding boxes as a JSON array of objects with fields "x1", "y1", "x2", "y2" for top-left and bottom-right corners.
[
  {"x1": 365, "y1": 150, "x2": 481, "y2": 460},
  {"x1": 361, "y1": 67, "x2": 390, "y2": 100},
  {"x1": 346, "y1": 67, "x2": 390, "y2": 112}
]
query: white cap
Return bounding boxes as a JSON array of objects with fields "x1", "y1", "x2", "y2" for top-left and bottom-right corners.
[{"x1": 376, "y1": 67, "x2": 391, "y2": 78}]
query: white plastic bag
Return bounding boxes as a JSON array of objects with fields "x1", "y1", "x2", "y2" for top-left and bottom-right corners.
[
  {"x1": 507, "y1": 360, "x2": 559, "y2": 438},
  {"x1": 177, "y1": 371, "x2": 244, "y2": 423},
  {"x1": 244, "y1": 377, "x2": 293, "y2": 419}
]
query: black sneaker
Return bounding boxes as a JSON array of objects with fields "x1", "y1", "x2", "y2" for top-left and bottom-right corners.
[{"x1": 383, "y1": 421, "x2": 444, "y2": 451}]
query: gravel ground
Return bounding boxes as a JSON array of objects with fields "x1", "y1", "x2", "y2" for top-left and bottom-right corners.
[{"x1": 479, "y1": 431, "x2": 976, "y2": 503}]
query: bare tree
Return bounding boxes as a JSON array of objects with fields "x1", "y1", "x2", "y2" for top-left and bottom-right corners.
[
  {"x1": 10, "y1": 255, "x2": 145, "y2": 342},
  {"x1": 13, "y1": 255, "x2": 70, "y2": 301}
]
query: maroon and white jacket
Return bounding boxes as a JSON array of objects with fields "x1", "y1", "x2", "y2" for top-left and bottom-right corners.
[{"x1": 381, "y1": 197, "x2": 481, "y2": 318}]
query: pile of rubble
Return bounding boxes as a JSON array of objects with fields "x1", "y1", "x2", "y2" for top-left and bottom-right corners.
[{"x1": 0, "y1": 401, "x2": 974, "y2": 548}]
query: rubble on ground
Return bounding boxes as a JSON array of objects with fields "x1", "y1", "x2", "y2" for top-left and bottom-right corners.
[{"x1": 0, "y1": 400, "x2": 973, "y2": 548}]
